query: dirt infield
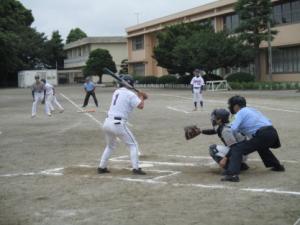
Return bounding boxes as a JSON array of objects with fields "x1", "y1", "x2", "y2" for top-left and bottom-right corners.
[{"x1": 0, "y1": 86, "x2": 300, "y2": 225}]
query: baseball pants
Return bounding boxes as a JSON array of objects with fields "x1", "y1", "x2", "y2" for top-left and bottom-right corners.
[
  {"x1": 32, "y1": 92, "x2": 50, "y2": 116},
  {"x1": 99, "y1": 118, "x2": 140, "y2": 169},
  {"x1": 226, "y1": 126, "x2": 282, "y2": 175}
]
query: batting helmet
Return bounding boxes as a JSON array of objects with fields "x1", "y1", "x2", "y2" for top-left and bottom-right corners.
[
  {"x1": 119, "y1": 74, "x2": 135, "y2": 87},
  {"x1": 228, "y1": 95, "x2": 246, "y2": 114},
  {"x1": 211, "y1": 108, "x2": 230, "y2": 126},
  {"x1": 34, "y1": 75, "x2": 40, "y2": 79}
]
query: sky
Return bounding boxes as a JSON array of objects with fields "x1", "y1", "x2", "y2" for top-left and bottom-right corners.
[{"x1": 19, "y1": 0, "x2": 216, "y2": 42}]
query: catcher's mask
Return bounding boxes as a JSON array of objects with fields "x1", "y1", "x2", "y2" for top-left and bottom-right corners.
[
  {"x1": 119, "y1": 74, "x2": 135, "y2": 87},
  {"x1": 228, "y1": 95, "x2": 246, "y2": 114},
  {"x1": 41, "y1": 79, "x2": 46, "y2": 83},
  {"x1": 211, "y1": 108, "x2": 230, "y2": 126}
]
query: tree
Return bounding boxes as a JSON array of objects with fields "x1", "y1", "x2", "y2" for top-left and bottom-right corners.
[
  {"x1": 0, "y1": 0, "x2": 48, "y2": 86},
  {"x1": 235, "y1": 0, "x2": 277, "y2": 80},
  {"x1": 153, "y1": 22, "x2": 209, "y2": 75},
  {"x1": 66, "y1": 28, "x2": 87, "y2": 44},
  {"x1": 83, "y1": 49, "x2": 117, "y2": 83},
  {"x1": 188, "y1": 30, "x2": 254, "y2": 75},
  {"x1": 45, "y1": 31, "x2": 65, "y2": 69},
  {"x1": 153, "y1": 22, "x2": 253, "y2": 76}
]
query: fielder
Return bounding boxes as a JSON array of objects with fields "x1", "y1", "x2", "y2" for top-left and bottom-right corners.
[
  {"x1": 190, "y1": 69, "x2": 205, "y2": 111},
  {"x1": 98, "y1": 75, "x2": 148, "y2": 175},
  {"x1": 31, "y1": 75, "x2": 51, "y2": 118},
  {"x1": 41, "y1": 79, "x2": 64, "y2": 113}
]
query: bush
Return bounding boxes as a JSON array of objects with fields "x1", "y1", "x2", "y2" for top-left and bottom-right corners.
[
  {"x1": 226, "y1": 72, "x2": 255, "y2": 83},
  {"x1": 157, "y1": 75, "x2": 177, "y2": 84},
  {"x1": 177, "y1": 74, "x2": 193, "y2": 84},
  {"x1": 134, "y1": 75, "x2": 158, "y2": 84},
  {"x1": 203, "y1": 74, "x2": 223, "y2": 82}
]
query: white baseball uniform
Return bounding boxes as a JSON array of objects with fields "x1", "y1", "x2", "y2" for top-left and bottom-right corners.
[
  {"x1": 44, "y1": 82, "x2": 64, "y2": 112},
  {"x1": 99, "y1": 87, "x2": 142, "y2": 170},
  {"x1": 31, "y1": 82, "x2": 51, "y2": 117},
  {"x1": 190, "y1": 76, "x2": 204, "y2": 103}
]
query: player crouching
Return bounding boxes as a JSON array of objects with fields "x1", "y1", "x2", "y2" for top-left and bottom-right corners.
[
  {"x1": 98, "y1": 75, "x2": 148, "y2": 175},
  {"x1": 184, "y1": 109, "x2": 249, "y2": 181}
]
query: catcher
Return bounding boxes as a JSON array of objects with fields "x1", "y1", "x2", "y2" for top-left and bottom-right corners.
[{"x1": 184, "y1": 108, "x2": 249, "y2": 172}]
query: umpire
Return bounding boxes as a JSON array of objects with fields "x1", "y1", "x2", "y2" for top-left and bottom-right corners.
[
  {"x1": 222, "y1": 95, "x2": 285, "y2": 182},
  {"x1": 82, "y1": 77, "x2": 99, "y2": 108}
]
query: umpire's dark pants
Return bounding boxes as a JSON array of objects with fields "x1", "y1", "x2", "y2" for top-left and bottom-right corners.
[
  {"x1": 227, "y1": 126, "x2": 281, "y2": 175},
  {"x1": 83, "y1": 91, "x2": 98, "y2": 107}
]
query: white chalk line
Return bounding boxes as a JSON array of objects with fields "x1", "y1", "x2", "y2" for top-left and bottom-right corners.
[
  {"x1": 155, "y1": 93, "x2": 300, "y2": 114},
  {"x1": 167, "y1": 154, "x2": 299, "y2": 164},
  {"x1": 60, "y1": 93, "x2": 103, "y2": 126},
  {"x1": 167, "y1": 106, "x2": 190, "y2": 114},
  {"x1": 293, "y1": 217, "x2": 300, "y2": 225},
  {"x1": 1, "y1": 165, "x2": 300, "y2": 197}
]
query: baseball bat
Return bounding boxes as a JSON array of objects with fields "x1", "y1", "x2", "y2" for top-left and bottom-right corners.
[{"x1": 102, "y1": 67, "x2": 140, "y2": 93}]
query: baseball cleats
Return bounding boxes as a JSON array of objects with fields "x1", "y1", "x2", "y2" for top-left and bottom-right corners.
[
  {"x1": 132, "y1": 168, "x2": 146, "y2": 175},
  {"x1": 221, "y1": 175, "x2": 240, "y2": 182},
  {"x1": 97, "y1": 168, "x2": 110, "y2": 174},
  {"x1": 59, "y1": 109, "x2": 64, "y2": 113},
  {"x1": 271, "y1": 164, "x2": 285, "y2": 172}
]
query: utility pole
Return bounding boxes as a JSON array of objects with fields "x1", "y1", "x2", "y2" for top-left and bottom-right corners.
[
  {"x1": 267, "y1": 20, "x2": 273, "y2": 81},
  {"x1": 134, "y1": 12, "x2": 140, "y2": 24}
]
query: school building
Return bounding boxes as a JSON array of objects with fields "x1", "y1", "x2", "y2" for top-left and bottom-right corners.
[
  {"x1": 61, "y1": 36, "x2": 127, "y2": 84},
  {"x1": 126, "y1": 0, "x2": 300, "y2": 81}
]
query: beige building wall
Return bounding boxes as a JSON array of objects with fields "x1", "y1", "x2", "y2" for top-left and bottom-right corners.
[
  {"x1": 126, "y1": 0, "x2": 300, "y2": 82},
  {"x1": 63, "y1": 37, "x2": 127, "y2": 83}
]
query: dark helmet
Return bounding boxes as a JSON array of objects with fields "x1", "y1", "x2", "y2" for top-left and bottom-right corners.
[
  {"x1": 228, "y1": 95, "x2": 246, "y2": 114},
  {"x1": 34, "y1": 75, "x2": 40, "y2": 79},
  {"x1": 41, "y1": 79, "x2": 46, "y2": 83},
  {"x1": 211, "y1": 108, "x2": 230, "y2": 126},
  {"x1": 119, "y1": 74, "x2": 134, "y2": 87}
]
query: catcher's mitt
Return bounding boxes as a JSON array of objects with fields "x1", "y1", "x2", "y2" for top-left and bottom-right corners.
[{"x1": 184, "y1": 125, "x2": 201, "y2": 140}]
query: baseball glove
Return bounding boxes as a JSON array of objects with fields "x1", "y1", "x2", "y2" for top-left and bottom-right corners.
[{"x1": 184, "y1": 125, "x2": 201, "y2": 140}]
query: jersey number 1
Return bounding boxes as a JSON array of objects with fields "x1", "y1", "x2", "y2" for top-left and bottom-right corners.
[{"x1": 113, "y1": 94, "x2": 119, "y2": 105}]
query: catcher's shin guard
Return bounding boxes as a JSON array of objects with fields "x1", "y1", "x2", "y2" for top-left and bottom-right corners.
[{"x1": 209, "y1": 144, "x2": 230, "y2": 163}]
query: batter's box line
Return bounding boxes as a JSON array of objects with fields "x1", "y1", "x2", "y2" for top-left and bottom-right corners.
[
  {"x1": 78, "y1": 164, "x2": 181, "y2": 181},
  {"x1": 2, "y1": 166, "x2": 300, "y2": 197}
]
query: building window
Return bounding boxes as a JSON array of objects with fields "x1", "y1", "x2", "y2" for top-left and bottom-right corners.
[
  {"x1": 272, "y1": 0, "x2": 300, "y2": 25},
  {"x1": 132, "y1": 63, "x2": 145, "y2": 76},
  {"x1": 271, "y1": 46, "x2": 300, "y2": 73},
  {"x1": 223, "y1": 14, "x2": 240, "y2": 33},
  {"x1": 132, "y1": 35, "x2": 144, "y2": 50}
]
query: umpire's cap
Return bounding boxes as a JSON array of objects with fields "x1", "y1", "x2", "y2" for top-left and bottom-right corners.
[
  {"x1": 211, "y1": 108, "x2": 230, "y2": 126},
  {"x1": 119, "y1": 74, "x2": 134, "y2": 87},
  {"x1": 228, "y1": 95, "x2": 246, "y2": 114}
]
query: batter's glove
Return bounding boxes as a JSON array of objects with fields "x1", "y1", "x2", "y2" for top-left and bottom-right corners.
[{"x1": 184, "y1": 125, "x2": 201, "y2": 140}]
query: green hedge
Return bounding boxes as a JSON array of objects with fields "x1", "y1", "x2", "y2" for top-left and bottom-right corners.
[
  {"x1": 226, "y1": 72, "x2": 255, "y2": 83},
  {"x1": 229, "y1": 82, "x2": 300, "y2": 90}
]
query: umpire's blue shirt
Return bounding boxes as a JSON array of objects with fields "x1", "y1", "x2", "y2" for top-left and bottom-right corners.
[
  {"x1": 84, "y1": 81, "x2": 95, "y2": 92},
  {"x1": 231, "y1": 107, "x2": 272, "y2": 136}
]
